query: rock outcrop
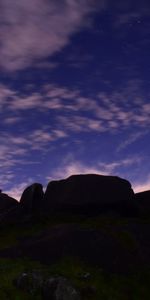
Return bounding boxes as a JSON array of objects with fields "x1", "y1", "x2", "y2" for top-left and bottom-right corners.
[
  {"x1": 20, "y1": 183, "x2": 44, "y2": 214},
  {"x1": 14, "y1": 272, "x2": 80, "y2": 300},
  {"x1": 5, "y1": 174, "x2": 138, "y2": 218},
  {"x1": 1, "y1": 223, "x2": 147, "y2": 274},
  {"x1": 0, "y1": 191, "x2": 18, "y2": 214},
  {"x1": 134, "y1": 190, "x2": 150, "y2": 216},
  {"x1": 43, "y1": 174, "x2": 135, "y2": 216},
  {"x1": 42, "y1": 276, "x2": 81, "y2": 300}
]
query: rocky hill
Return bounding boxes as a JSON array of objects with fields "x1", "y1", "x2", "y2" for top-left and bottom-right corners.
[{"x1": 0, "y1": 174, "x2": 150, "y2": 299}]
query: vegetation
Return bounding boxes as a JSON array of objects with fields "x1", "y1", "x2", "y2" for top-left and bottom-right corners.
[
  {"x1": 0, "y1": 214, "x2": 150, "y2": 299},
  {"x1": 0, "y1": 256, "x2": 150, "y2": 300}
]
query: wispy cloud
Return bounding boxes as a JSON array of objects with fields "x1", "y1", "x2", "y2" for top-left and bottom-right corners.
[
  {"x1": 3, "y1": 116, "x2": 21, "y2": 125},
  {"x1": 0, "y1": 126, "x2": 68, "y2": 156},
  {"x1": 47, "y1": 161, "x2": 108, "y2": 181},
  {"x1": 117, "y1": 130, "x2": 149, "y2": 152},
  {"x1": 2, "y1": 154, "x2": 148, "y2": 200},
  {"x1": 5, "y1": 180, "x2": 34, "y2": 201},
  {"x1": 0, "y1": 0, "x2": 149, "y2": 72},
  {"x1": 0, "y1": 0, "x2": 103, "y2": 72},
  {"x1": 47, "y1": 156, "x2": 141, "y2": 183},
  {"x1": 98, "y1": 157, "x2": 142, "y2": 174},
  {"x1": 1, "y1": 81, "x2": 150, "y2": 137},
  {"x1": 4, "y1": 159, "x2": 150, "y2": 201},
  {"x1": 0, "y1": 80, "x2": 150, "y2": 197},
  {"x1": 112, "y1": 1, "x2": 150, "y2": 28},
  {"x1": 134, "y1": 176, "x2": 150, "y2": 193},
  {"x1": 0, "y1": 173, "x2": 15, "y2": 188},
  {"x1": 114, "y1": 12, "x2": 141, "y2": 27}
]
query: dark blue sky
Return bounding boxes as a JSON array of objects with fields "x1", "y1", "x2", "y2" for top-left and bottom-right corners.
[{"x1": 0, "y1": 0, "x2": 150, "y2": 199}]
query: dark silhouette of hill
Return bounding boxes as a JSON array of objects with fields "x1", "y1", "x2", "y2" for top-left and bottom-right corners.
[
  {"x1": 0, "y1": 191, "x2": 19, "y2": 223},
  {"x1": 20, "y1": 182, "x2": 44, "y2": 214},
  {"x1": 134, "y1": 190, "x2": 150, "y2": 216},
  {"x1": 43, "y1": 174, "x2": 135, "y2": 215},
  {"x1": 0, "y1": 174, "x2": 150, "y2": 298},
  {"x1": 1, "y1": 222, "x2": 150, "y2": 274},
  {"x1": 0, "y1": 191, "x2": 18, "y2": 213},
  {"x1": 18, "y1": 174, "x2": 137, "y2": 217},
  {"x1": 0, "y1": 174, "x2": 150, "y2": 222},
  {"x1": 0, "y1": 174, "x2": 148, "y2": 222}
]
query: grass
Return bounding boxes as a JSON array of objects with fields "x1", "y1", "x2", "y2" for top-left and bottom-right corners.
[
  {"x1": 0, "y1": 256, "x2": 150, "y2": 300},
  {"x1": 0, "y1": 258, "x2": 45, "y2": 300},
  {"x1": 0, "y1": 213, "x2": 150, "y2": 299},
  {"x1": 0, "y1": 211, "x2": 149, "y2": 250},
  {"x1": 47, "y1": 256, "x2": 150, "y2": 300}
]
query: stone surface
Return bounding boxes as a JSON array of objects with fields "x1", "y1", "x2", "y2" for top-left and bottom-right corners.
[
  {"x1": 14, "y1": 271, "x2": 44, "y2": 294},
  {"x1": 42, "y1": 276, "x2": 80, "y2": 300},
  {"x1": 20, "y1": 183, "x2": 44, "y2": 214},
  {"x1": 0, "y1": 191, "x2": 18, "y2": 213},
  {"x1": 80, "y1": 285, "x2": 97, "y2": 298},
  {"x1": 134, "y1": 190, "x2": 150, "y2": 216},
  {"x1": 1, "y1": 223, "x2": 146, "y2": 274},
  {"x1": 14, "y1": 273, "x2": 80, "y2": 300},
  {"x1": 43, "y1": 174, "x2": 135, "y2": 215}
]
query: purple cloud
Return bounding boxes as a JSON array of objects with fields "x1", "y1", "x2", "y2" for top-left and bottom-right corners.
[{"x1": 0, "y1": 0, "x2": 103, "y2": 71}]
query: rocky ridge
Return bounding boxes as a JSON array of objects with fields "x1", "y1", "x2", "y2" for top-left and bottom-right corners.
[
  {"x1": 0, "y1": 174, "x2": 150, "y2": 299},
  {"x1": 19, "y1": 174, "x2": 137, "y2": 217}
]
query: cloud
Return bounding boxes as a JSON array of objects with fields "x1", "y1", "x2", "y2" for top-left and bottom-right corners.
[
  {"x1": 98, "y1": 157, "x2": 142, "y2": 173},
  {"x1": 1, "y1": 82, "x2": 150, "y2": 137},
  {"x1": 0, "y1": 136, "x2": 30, "y2": 172},
  {"x1": 0, "y1": 173, "x2": 15, "y2": 188},
  {"x1": 0, "y1": 81, "x2": 149, "y2": 190},
  {"x1": 4, "y1": 159, "x2": 150, "y2": 201},
  {"x1": 117, "y1": 130, "x2": 149, "y2": 152},
  {"x1": 112, "y1": 0, "x2": 150, "y2": 28},
  {"x1": 27, "y1": 128, "x2": 68, "y2": 150},
  {"x1": 3, "y1": 116, "x2": 21, "y2": 125},
  {"x1": 1, "y1": 0, "x2": 149, "y2": 72},
  {"x1": 114, "y1": 12, "x2": 141, "y2": 27},
  {"x1": 0, "y1": 84, "x2": 17, "y2": 110},
  {"x1": 5, "y1": 180, "x2": 33, "y2": 201},
  {"x1": 0, "y1": 0, "x2": 103, "y2": 72},
  {"x1": 133, "y1": 177, "x2": 150, "y2": 193},
  {"x1": 47, "y1": 161, "x2": 108, "y2": 181},
  {"x1": 7, "y1": 156, "x2": 136, "y2": 200},
  {"x1": 47, "y1": 156, "x2": 141, "y2": 182},
  {"x1": 9, "y1": 93, "x2": 42, "y2": 110},
  {"x1": 58, "y1": 115, "x2": 105, "y2": 133},
  {"x1": 0, "y1": 125, "x2": 68, "y2": 178}
]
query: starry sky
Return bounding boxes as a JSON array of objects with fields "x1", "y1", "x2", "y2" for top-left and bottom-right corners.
[{"x1": 0, "y1": 0, "x2": 150, "y2": 200}]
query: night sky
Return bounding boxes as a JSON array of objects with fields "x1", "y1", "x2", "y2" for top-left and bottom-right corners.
[{"x1": 0, "y1": 0, "x2": 150, "y2": 200}]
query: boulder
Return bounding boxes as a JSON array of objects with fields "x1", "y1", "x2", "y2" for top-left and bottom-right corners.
[
  {"x1": 43, "y1": 174, "x2": 135, "y2": 215},
  {"x1": 134, "y1": 190, "x2": 150, "y2": 216},
  {"x1": 14, "y1": 271, "x2": 44, "y2": 295},
  {"x1": 0, "y1": 191, "x2": 18, "y2": 214},
  {"x1": 42, "y1": 277, "x2": 81, "y2": 300},
  {"x1": 20, "y1": 183, "x2": 44, "y2": 214},
  {"x1": 14, "y1": 273, "x2": 80, "y2": 300}
]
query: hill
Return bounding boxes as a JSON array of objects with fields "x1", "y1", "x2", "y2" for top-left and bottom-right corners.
[{"x1": 0, "y1": 174, "x2": 150, "y2": 299}]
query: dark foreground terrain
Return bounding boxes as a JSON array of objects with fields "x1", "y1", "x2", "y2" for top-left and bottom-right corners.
[{"x1": 0, "y1": 174, "x2": 150, "y2": 299}]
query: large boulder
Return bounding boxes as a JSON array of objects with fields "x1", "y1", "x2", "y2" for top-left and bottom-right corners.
[
  {"x1": 43, "y1": 174, "x2": 135, "y2": 215},
  {"x1": 20, "y1": 183, "x2": 44, "y2": 214},
  {"x1": 134, "y1": 190, "x2": 150, "y2": 216},
  {"x1": 0, "y1": 191, "x2": 18, "y2": 214},
  {"x1": 14, "y1": 272, "x2": 80, "y2": 300},
  {"x1": 42, "y1": 276, "x2": 81, "y2": 300}
]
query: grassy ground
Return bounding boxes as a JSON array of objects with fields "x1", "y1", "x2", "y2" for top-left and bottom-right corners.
[
  {"x1": 0, "y1": 212, "x2": 148, "y2": 250},
  {"x1": 0, "y1": 214, "x2": 150, "y2": 299},
  {"x1": 0, "y1": 256, "x2": 150, "y2": 300}
]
